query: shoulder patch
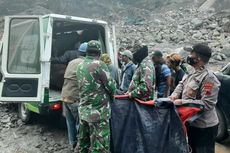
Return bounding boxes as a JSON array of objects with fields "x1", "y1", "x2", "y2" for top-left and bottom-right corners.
[{"x1": 204, "y1": 82, "x2": 214, "y2": 96}]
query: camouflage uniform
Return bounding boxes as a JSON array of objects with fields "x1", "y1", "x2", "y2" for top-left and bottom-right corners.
[
  {"x1": 76, "y1": 41, "x2": 116, "y2": 153},
  {"x1": 128, "y1": 55, "x2": 155, "y2": 101}
]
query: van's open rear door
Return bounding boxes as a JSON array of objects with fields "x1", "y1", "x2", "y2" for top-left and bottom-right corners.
[{"x1": 0, "y1": 16, "x2": 44, "y2": 102}]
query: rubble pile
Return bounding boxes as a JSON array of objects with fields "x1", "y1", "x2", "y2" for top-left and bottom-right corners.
[
  {"x1": 0, "y1": 0, "x2": 229, "y2": 63},
  {"x1": 115, "y1": 7, "x2": 230, "y2": 63}
]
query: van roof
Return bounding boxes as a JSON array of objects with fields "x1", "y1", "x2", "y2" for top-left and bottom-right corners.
[{"x1": 6, "y1": 14, "x2": 108, "y2": 25}]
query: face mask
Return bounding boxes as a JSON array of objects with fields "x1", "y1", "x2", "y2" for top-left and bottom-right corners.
[{"x1": 186, "y1": 56, "x2": 198, "y2": 66}]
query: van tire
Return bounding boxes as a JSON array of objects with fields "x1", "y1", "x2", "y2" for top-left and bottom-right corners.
[
  {"x1": 216, "y1": 107, "x2": 228, "y2": 142},
  {"x1": 18, "y1": 103, "x2": 33, "y2": 124}
]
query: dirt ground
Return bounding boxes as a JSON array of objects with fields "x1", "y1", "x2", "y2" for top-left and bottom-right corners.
[
  {"x1": 216, "y1": 138, "x2": 230, "y2": 153},
  {"x1": 0, "y1": 103, "x2": 230, "y2": 153},
  {"x1": 0, "y1": 103, "x2": 69, "y2": 153}
]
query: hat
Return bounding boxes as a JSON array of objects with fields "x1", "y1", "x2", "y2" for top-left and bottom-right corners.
[
  {"x1": 78, "y1": 42, "x2": 88, "y2": 53},
  {"x1": 191, "y1": 43, "x2": 212, "y2": 58},
  {"x1": 100, "y1": 54, "x2": 112, "y2": 65},
  {"x1": 87, "y1": 40, "x2": 101, "y2": 52},
  {"x1": 120, "y1": 50, "x2": 133, "y2": 59},
  {"x1": 152, "y1": 50, "x2": 163, "y2": 57}
]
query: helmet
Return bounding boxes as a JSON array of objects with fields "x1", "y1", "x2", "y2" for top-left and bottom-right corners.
[
  {"x1": 100, "y1": 54, "x2": 112, "y2": 65},
  {"x1": 78, "y1": 42, "x2": 88, "y2": 53},
  {"x1": 87, "y1": 40, "x2": 101, "y2": 53}
]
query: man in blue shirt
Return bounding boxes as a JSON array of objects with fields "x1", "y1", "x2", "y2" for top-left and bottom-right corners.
[{"x1": 152, "y1": 50, "x2": 172, "y2": 98}]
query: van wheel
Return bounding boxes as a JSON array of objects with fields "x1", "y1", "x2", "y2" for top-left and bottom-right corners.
[
  {"x1": 18, "y1": 103, "x2": 33, "y2": 124},
  {"x1": 216, "y1": 107, "x2": 228, "y2": 142}
]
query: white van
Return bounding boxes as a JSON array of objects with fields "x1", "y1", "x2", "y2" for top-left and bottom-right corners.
[{"x1": 0, "y1": 14, "x2": 118, "y2": 122}]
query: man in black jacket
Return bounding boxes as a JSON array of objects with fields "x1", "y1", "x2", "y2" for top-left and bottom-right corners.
[
  {"x1": 51, "y1": 42, "x2": 87, "y2": 64},
  {"x1": 50, "y1": 42, "x2": 87, "y2": 90}
]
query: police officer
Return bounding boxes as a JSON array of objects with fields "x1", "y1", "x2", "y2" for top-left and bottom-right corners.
[
  {"x1": 170, "y1": 43, "x2": 220, "y2": 153},
  {"x1": 61, "y1": 42, "x2": 87, "y2": 151},
  {"x1": 75, "y1": 40, "x2": 116, "y2": 153}
]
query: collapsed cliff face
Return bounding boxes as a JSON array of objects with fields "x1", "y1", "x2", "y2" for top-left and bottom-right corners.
[{"x1": 0, "y1": 0, "x2": 205, "y2": 16}]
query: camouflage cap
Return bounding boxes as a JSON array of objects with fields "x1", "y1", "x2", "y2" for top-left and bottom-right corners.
[{"x1": 87, "y1": 40, "x2": 101, "y2": 53}]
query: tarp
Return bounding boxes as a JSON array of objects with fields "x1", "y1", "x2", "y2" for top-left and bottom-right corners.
[{"x1": 111, "y1": 97, "x2": 189, "y2": 153}]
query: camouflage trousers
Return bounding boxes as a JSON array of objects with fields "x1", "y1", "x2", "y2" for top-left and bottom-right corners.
[{"x1": 76, "y1": 119, "x2": 110, "y2": 153}]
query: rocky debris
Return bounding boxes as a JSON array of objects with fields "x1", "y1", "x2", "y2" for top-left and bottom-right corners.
[
  {"x1": 0, "y1": 103, "x2": 69, "y2": 153},
  {"x1": 213, "y1": 52, "x2": 227, "y2": 61},
  {"x1": 113, "y1": 6, "x2": 230, "y2": 66},
  {"x1": 0, "y1": 0, "x2": 229, "y2": 66}
]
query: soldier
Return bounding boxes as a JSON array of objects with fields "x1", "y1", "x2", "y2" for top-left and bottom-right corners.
[
  {"x1": 170, "y1": 43, "x2": 220, "y2": 153},
  {"x1": 75, "y1": 40, "x2": 116, "y2": 153},
  {"x1": 127, "y1": 46, "x2": 155, "y2": 101},
  {"x1": 61, "y1": 42, "x2": 87, "y2": 151}
]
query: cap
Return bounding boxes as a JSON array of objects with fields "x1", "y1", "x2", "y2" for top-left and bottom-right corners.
[
  {"x1": 78, "y1": 42, "x2": 88, "y2": 53},
  {"x1": 152, "y1": 50, "x2": 163, "y2": 57},
  {"x1": 191, "y1": 43, "x2": 212, "y2": 58},
  {"x1": 120, "y1": 50, "x2": 133, "y2": 59},
  {"x1": 87, "y1": 40, "x2": 101, "y2": 52}
]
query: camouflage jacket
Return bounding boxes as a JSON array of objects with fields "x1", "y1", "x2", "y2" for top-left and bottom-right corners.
[
  {"x1": 128, "y1": 56, "x2": 155, "y2": 101},
  {"x1": 76, "y1": 56, "x2": 117, "y2": 122}
]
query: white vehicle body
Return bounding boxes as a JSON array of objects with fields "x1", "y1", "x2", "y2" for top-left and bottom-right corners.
[{"x1": 0, "y1": 14, "x2": 117, "y2": 103}]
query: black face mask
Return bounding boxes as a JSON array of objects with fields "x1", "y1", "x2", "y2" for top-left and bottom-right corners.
[{"x1": 186, "y1": 56, "x2": 198, "y2": 66}]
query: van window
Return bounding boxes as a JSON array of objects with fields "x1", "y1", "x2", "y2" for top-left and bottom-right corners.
[{"x1": 7, "y1": 18, "x2": 40, "y2": 74}]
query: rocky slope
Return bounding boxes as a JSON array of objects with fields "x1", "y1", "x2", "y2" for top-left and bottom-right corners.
[{"x1": 0, "y1": 0, "x2": 230, "y2": 66}]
